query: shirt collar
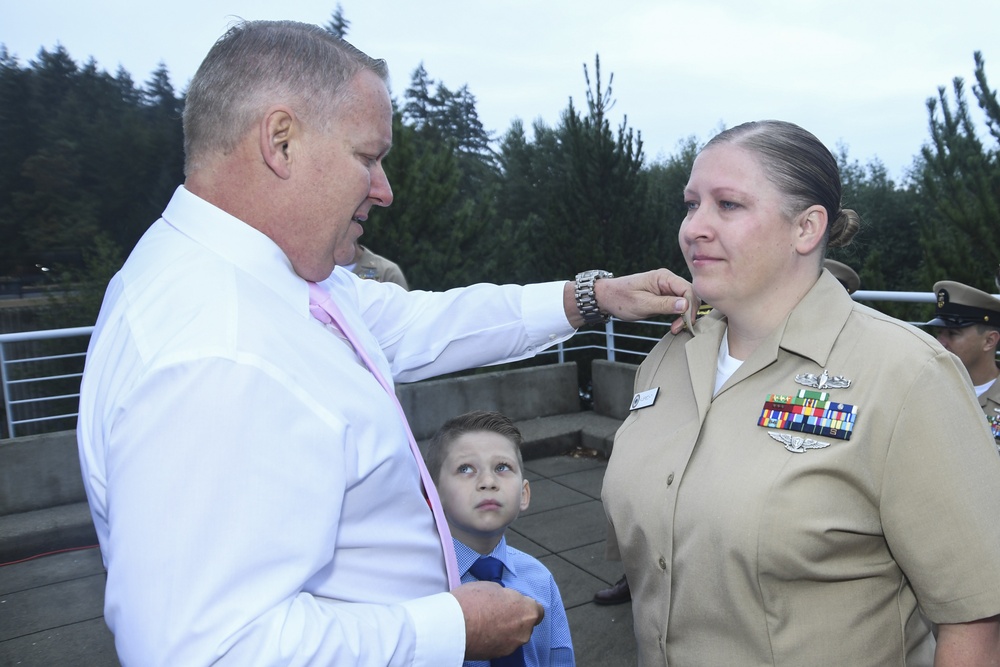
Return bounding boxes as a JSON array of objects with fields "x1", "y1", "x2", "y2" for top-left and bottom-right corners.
[
  {"x1": 693, "y1": 268, "x2": 855, "y2": 369},
  {"x1": 453, "y1": 536, "x2": 519, "y2": 579},
  {"x1": 777, "y1": 268, "x2": 856, "y2": 366},
  {"x1": 161, "y1": 185, "x2": 312, "y2": 315}
]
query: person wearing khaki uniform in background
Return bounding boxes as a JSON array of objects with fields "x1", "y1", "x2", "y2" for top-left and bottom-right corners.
[
  {"x1": 348, "y1": 242, "x2": 409, "y2": 290},
  {"x1": 602, "y1": 120, "x2": 1000, "y2": 666},
  {"x1": 822, "y1": 258, "x2": 860, "y2": 294},
  {"x1": 925, "y1": 280, "x2": 1000, "y2": 453}
]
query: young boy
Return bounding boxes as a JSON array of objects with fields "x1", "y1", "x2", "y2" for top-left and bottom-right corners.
[{"x1": 427, "y1": 410, "x2": 576, "y2": 667}]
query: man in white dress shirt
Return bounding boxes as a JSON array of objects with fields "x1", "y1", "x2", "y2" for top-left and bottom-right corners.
[{"x1": 76, "y1": 20, "x2": 694, "y2": 666}]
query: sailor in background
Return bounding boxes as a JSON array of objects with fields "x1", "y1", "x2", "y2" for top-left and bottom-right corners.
[{"x1": 925, "y1": 279, "x2": 1000, "y2": 451}]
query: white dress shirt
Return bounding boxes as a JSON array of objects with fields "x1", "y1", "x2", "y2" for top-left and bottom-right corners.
[{"x1": 77, "y1": 186, "x2": 575, "y2": 666}]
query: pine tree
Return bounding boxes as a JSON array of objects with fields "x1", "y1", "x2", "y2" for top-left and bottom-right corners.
[
  {"x1": 324, "y1": 4, "x2": 351, "y2": 39},
  {"x1": 547, "y1": 55, "x2": 645, "y2": 277},
  {"x1": 917, "y1": 51, "x2": 1000, "y2": 291}
]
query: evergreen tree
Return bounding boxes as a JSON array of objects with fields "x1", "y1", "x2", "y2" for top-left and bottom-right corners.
[
  {"x1": 402, "y1": 63, "x2": 437, "y2": 131},
  {"x1": 324, "y1": 4, "x2": 350, "y2": 39},
  {"x1": 639, "y1": 136, "x2": 699, "y2": 278},
  {"x1": 0, "y1": 44, "x2": 183, "y2": 298},
  {"x1": 545, "y1": 55, "x2": 645, "y2": 278},
  {"x1": 834, "y1": 151, "x2": 924, "y2": 319},
  {"x1": 364, "y1": 110, "x2": 496, "y2": 290},
  {"x1": 0, "y1": 47, "x2": 35, "y2": 273},
  {"x1": 917, "y1": 51, "x2": 1000, "y2": 291}
]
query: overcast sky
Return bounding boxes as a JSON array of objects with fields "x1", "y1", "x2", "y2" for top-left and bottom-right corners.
[{"x1": 5, "y1": 0, "x2": 999, "y2": 181}]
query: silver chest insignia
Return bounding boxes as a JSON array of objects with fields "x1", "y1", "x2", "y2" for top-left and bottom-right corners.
[
  {"x1": 768, "y1": 431, "x2": 831, "y2": 454},
  {"x1": 794, "y1": 368, "x2": 851, "y2": 390}
]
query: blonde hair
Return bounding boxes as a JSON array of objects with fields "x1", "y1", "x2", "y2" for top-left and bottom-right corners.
[
  {"x1": 426, "y1": 411, "x2": 524, "y2": 484},
  {"x1": 704, "y1": 120, "x2": 860, "y2": 250}
]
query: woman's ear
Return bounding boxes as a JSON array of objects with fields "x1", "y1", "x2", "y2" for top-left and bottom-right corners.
[
  {"x1": 795, "y1": 205, "x2": 828, "y2": 255},
  {"x1": 260, "y1": 107, "x2": 296, "y2": 180}
]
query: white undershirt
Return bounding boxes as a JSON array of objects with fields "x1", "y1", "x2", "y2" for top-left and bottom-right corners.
[
  {"x1": 715, "y1": 329, "x2": 744, "y2": 396},
  {"x1": 974, "y1": 377, "x2": 996, "y2": 397}
]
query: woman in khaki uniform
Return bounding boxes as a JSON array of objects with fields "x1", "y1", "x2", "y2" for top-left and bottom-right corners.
[{"x1": 602, "y1": 120, "x2": 1000, "y2": 666}]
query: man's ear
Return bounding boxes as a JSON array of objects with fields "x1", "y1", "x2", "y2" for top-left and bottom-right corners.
[
  {"x1": 794, "y1": 205, "x2": 828, "y2": 255},
  {"x1": 520, "y1": 479, "x2": 531, "y2": 512},
  {"x1": 983, "y1": 328, "x2": 1000, "y2": 352},
  {"x1": 260, "y1": 107, "x2": 295, "y2": 180}
]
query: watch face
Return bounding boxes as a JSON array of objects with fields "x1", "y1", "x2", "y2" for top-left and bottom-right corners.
[{"x1": 578, "y1": 270, "x2": 611, "y2": 282}]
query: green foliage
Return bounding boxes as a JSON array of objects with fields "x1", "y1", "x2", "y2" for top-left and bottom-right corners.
[
  {"x1": 324, "y1": 4, "x2": 351, "y2": 38},
  {"x1": 0, "y1": 44, "x2": 183, "y2": 282},
  {"x1": 364, "y1": 110, "x2": 498, "y2": 291},
  {"x1": 639, "y1": 137, "x2": 699, "y2": 279},
  {"x1": 495, "y1": 55, "x2": 654, "y2": 283},
  {"x1": 917, "y1": 51, "x2": 1000, "y2": 292},
  {"x1": 833, "y1": 151, "x2": 925, "y2": 320},
  {"x1": 41, "y1": 233, "x2": 125, "y2": 328},
  {"x1": 4, "y1": 25, "x2": 1000, "y2": 336}
]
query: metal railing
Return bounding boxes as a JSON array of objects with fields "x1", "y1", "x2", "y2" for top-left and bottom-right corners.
[
  {"x1": 0, "y1": 289, "x2": 967, "y2": 440},
  {"x1": 0, "y1": 327, "x2": 94, "y2": 439}
]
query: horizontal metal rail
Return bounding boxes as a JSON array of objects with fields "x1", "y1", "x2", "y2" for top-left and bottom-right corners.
[
  {"x1": 0, "y1": 327, "x2": 94, "y2": 438},
  {"x1": 5, "y1": 288, "x2": 991, "y2": 440}
]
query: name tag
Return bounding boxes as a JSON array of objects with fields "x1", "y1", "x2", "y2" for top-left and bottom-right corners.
[{"x1": 630, "y1": 387, "x2": 659, "y2": 411}]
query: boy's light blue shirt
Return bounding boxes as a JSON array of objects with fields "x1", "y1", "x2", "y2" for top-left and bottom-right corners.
[{"x1": 455, "y1": 536, "x2": 575, "y2": 667}]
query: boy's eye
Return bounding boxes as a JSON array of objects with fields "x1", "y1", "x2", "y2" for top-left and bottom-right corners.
[
  {"x1": 495, "y1": 462, "x2": 512, "y2": 473},
  {"x1": 457, "y1": 464, "x2": 474, "y2": 474}
]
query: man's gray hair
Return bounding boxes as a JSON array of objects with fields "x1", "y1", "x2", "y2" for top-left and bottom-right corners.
[{"x1": 182, "y1": 20, "x2": 388, "y2": 175}]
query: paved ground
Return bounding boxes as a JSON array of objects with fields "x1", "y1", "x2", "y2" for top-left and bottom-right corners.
[{"x1": 0, "y1": 453, "x2": 635, "y2": 666}]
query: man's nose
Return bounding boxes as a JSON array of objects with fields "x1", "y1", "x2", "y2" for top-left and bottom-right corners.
[{"x1": 371, "y1": 166, "x2": 393, "y2": 207}]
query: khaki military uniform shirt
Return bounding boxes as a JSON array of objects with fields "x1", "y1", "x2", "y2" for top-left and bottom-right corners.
[
  {"x1": 979, "y1": 367, "x2": 1000, "y2": 451},
  {"x1": 351, "y1": 245, "x2": 409, "y2": 290},
  {"x1": 603, "y1": 271, "x2": 1000, "y2": 666}
]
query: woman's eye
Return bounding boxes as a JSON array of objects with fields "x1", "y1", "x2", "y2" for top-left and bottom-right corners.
[
  {"x1": 684, "y1": 200, "x2": 698, "y2": 212},
  {"x1": 720, "y1": 200, "x2": 740, "y2": 210}
]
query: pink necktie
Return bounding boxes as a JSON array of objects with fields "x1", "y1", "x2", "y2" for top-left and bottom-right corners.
[{"x1": 307, "y1": 281, "x2": 461, "y2": 589}]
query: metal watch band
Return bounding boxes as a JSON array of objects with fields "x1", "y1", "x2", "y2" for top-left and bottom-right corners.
[{"x1": 574, "y1": 270, "x2": 613, "y2": 326}]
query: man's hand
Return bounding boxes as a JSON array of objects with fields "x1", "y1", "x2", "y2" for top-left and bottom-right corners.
[
  {"x1": 564, "y1": 269, "x2": 698, "y2": 334},
  {"x1": 452, "y1": 581, "x2": 544, "y2": 660}
]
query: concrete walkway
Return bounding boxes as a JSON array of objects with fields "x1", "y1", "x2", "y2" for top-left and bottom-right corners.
[{"x1": 0, "y1": 453, "x2": 635, "y2": 666}]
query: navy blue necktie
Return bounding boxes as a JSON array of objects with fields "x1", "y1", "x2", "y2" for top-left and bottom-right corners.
[{"x1": 468, "y1": 556, "x2": 528, "y2": 667}]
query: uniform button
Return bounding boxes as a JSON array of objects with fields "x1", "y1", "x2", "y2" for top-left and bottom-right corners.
[
  {"x1": 658, "y1": 557, "x2": 667, "y2": 570},
  {"x1": 666, "y1": 473, "x2": 674, "y2": 486}
]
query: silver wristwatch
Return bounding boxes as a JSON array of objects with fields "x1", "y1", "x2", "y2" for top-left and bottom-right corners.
[{"x1": 574, "y1": 270, "x2": 614, "y2": 326}]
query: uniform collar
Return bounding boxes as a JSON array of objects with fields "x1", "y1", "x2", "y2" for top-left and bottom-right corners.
[
  {"x1": 689, "y1": 270, "x2": 855, "y2": 399},
  {"x1": 777, "y1": 269, "x2": 855, "y2": 367}
]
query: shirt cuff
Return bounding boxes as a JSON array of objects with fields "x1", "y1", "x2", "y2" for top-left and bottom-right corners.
[
  {"x1": 521, "y1": 281, "x2": 577, "y2": 343},
  {"x1": 400, "y1": 592, "x2": 466, "y2": 667}
]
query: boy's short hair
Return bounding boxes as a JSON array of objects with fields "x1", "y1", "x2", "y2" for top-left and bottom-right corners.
[{"x1": 427, "y1": 410, "x2": 524, "y2": 484}]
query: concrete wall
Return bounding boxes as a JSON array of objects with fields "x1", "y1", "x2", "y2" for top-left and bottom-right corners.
[
  {"x1": 397, "y1": 362, "x2": 580, "y2": 441},
  {"x1": 0, "y1": 360, "x2": 638, "y2": 516},
  {"x1": 591, "y1": 359, "x2": 639, "y2": 421},
  {"x1": 0, "y1": 431, "x2": 85, "y2": 515}
]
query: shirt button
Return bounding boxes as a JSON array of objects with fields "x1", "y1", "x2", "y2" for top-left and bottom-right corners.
[
  {"x1": 666, "y1": 473, "x2": 674, "y2": 486},
  {"x1": 658, "y1": 557, "x2": 667, "y2": 570}
]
